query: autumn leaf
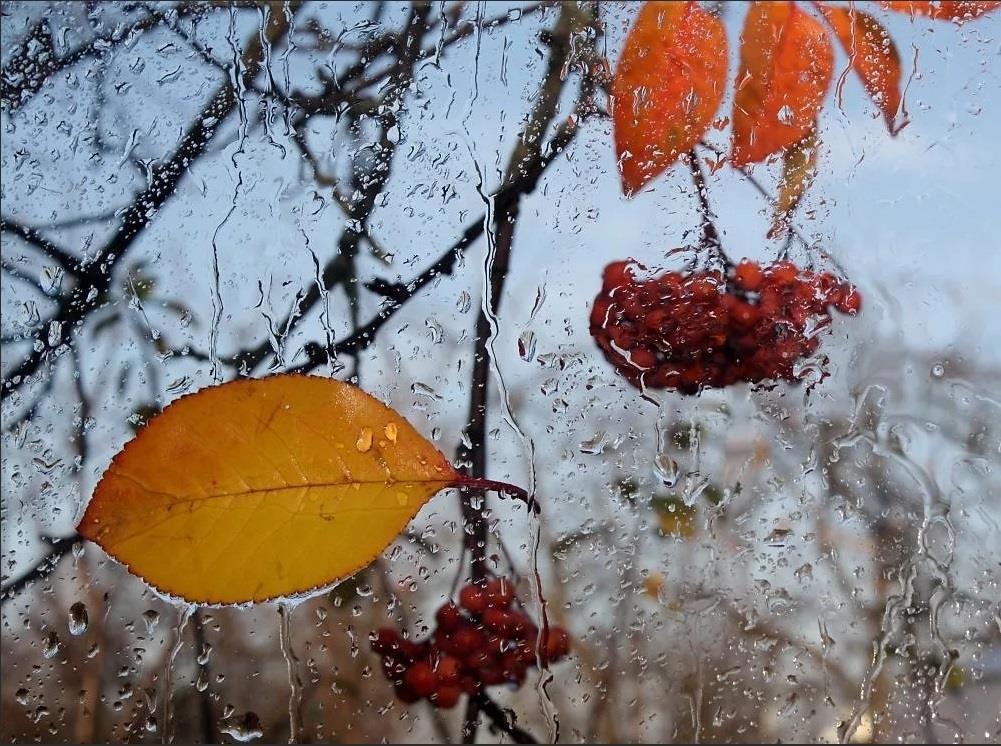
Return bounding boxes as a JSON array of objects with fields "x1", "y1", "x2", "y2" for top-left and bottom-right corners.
[
  {"x1": 612, "y1": 1, "x2": 727, "y2": 196},
  {"x1": 880, "y1": 1, "x2": 1001, "y2": 22},
  {"x1": 769, "y1": 126, "x2": 820, "y2": 239},
  {"x1": 78, "y1": 375, "x2": 522, "y2": 605},
  {"x1": 731, "y1": 1, "x2": 834, "y2": 166},
  {"x1": 820, "y1": 5, "x2": 904, "y2": 133}
]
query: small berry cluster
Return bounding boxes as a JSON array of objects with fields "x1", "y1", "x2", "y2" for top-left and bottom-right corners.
[
  {"x1": 371, "y1": 577, "x2": 570, "y2": 709},
  {"x1": 590, "y1": 259, "x2": 861, "y2": 394}
]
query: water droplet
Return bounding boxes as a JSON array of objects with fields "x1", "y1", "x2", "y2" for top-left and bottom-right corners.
[
  {"x1": 777, "y1": 104, "x2": 794, "y2": 125},
  {"x1": 15, "y1": 688, "x2": 29, "y2": 705},
  {"x1": 653, "y1": 453, "x2": 679, "y2": 488},
  {"x1": 42, "y1": 630, "x2": 60, "y2": 659},
  {"x1": 396, "y1": 492, "x2": 409, "y2": 507},
  {"x1": 219, "y1": 712, "x2": 263, "y2": 742},
  {"x1": 579, "y1": 431, "x2": 608, "y2": 455},
  {"x1": 411, "y1": 381, "x2": 441, "y2": 400},
  {"x1": 142, "y1": 609, "x2": 160, "y2": 634},
  {"x1": 931, "y1": 363, "x2": 945, "y2": 378},
  {"x1": 197, "y1": 642, "x2": 213, "y2": 665},
  {"x1": 518, "y1": 330, "x2": 536, "y2": 362},
  {"x1": 356, "y1": 428, "x2": 373, "y2": 452},
  {"x1": 68, "y1": 602, "x2": 88, "y2": 636},
  {"x1": 383, "y1": 423, "x2": 398, "y2": 443}
]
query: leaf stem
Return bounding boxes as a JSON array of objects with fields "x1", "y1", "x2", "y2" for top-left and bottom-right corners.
[{"x1": 455, "y1": 477, "x2": 539, "y2": 515}]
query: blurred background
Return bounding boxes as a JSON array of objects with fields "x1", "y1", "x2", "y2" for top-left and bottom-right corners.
[{"x1": 2, "y1": 1, "x2": 999, "y2": 742}]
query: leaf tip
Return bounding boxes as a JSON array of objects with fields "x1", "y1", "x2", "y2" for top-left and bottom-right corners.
[{"x1": 618, "y1": 160, "x2": 648, "y2": 198}]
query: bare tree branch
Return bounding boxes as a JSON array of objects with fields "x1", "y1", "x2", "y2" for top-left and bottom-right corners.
[
  {"x1": 1, "y1": 2, "x2": 303, "y2": 401},
  {"x1": 0, "y1": 2, "x2": 220, "y2": 111}
]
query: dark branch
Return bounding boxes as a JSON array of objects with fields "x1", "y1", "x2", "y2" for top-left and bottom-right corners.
[{"x1": 0, "y1": 535, "x2": 78, "y2": 602}]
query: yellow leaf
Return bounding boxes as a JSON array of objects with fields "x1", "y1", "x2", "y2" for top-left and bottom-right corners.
[
  {"x1": 78, "y1": 375, "x2": 461, "y2": 605},
  {"x1": 769, "y1": 125, "x2": 819, "y2": 239}
]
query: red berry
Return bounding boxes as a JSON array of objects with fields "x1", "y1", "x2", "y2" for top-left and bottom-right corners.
[
  {"x1": 482, "y1": 608, "x2": 514, "y2": 635},
  {"x1": 435, "y1": 603, "x2": 463, "y2": 631},
  {"x1": 431, "y1": 684, "x2": 462, "y2": 709},
  {"x1": 733, "y1": 260, "x2": 763, "y2": 291},
  {"x1": 452, "y1": 625, "x2": 485, "y2": 656},
  {"x1": 510, "y1": 614, "x2": 537, "y2": 641},
  {"x1": 501, "y1": 652, "x2": 528, "y2": 684},
  {"x1": 465, "y1": 648, "x2": 491, "y2": 669},
  {"x1": 371, "y1": 627, "x2": 402, "y2": 655},
  {"x1": 435, "y1": 655, "x2": 462, "y2": 686},
  {"x1": 629, "y1": 346, "x2": 657, "y2": 369},
  {"x1": 590, "y1": 260, "x2": 858, "y2": 394},
  {"x1": 514, "y1": 640, "x2": 537, "y2": 665},
  {"x1": 590, "y1": 299, "x2": 611, "y2": 330},
  {"x1": 459, "y1": 675, "x2": 480, "y2": 695},
  {"x1": 397, "y1": 639, "x2": 421, "y2": 663},
  {"x1": 404, "y1": 662, "x2": 437, "y2": 698},
  {"x1": 459, "y1": 584, "x2": 487, "y2": 615},
  {"x1": 484, "y1": 577, "x2": 516, "y2": 608},
  {"x1": 541, "y1": 627, "x2": 571, "y2": 663},
  {"x1": 768, "y1": 260, "x2": 798, "y2": 285},
  {"x1": 835, "y1": 285, "x2": 862, "y2": 316},
  {"x1": 602, "y1": 260, "x2": 634, "y2": 292}
]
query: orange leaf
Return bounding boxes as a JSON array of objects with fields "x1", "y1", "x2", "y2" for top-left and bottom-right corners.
[
  {"x1": 731, "y1": 1, "x2": 834, "y2": 166},
  {"x1": 820, "y1": 5, "x2": 903, "y2": 133},
  {"x1": 78, "y1": 375, "x2": 462, "y2": 604},
  {"x1": 612, "y1": 1, "x2": 728, "y2": 196},
  {"x1": 880, "y1": 1, "x2": 1001, "y2": 21}
]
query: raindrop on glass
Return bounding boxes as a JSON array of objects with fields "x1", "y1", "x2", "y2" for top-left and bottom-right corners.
[{"x1": 68, "y1": 602, "x2": 88, "y2": 636}]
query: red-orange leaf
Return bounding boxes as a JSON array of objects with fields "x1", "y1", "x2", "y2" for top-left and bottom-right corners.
[
  {"x1": 612, "y1": 1, "x2": 728, "y2": 196},
  {"x1": 820, "y1": 5, "x2": 904, "y2": 133},
  {"x1": 880, "y1": 1, "x2": 1001, "y2": 22},
  {"x1": 731, "y1": 1, "x2": 834, "y2": 166}
]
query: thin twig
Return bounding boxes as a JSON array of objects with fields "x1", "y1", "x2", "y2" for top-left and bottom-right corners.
[
  {"x1": 686, "y1": 151, "x2": 730, "y2": 268},
  {"x1": 474, "y1": 693, "x2": 539, "y2": 744}
]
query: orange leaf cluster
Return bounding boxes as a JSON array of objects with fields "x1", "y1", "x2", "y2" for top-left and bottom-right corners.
[{"x1": 611, "y1": 0, "x2": 996, "y2": 196}]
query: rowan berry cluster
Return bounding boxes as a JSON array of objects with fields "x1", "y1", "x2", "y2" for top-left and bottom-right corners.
[
  {"x1": 590, "y1": 259, "x2": 861, "y2": 394},
  {"x1": 371, "y1": 577, "x2": 570, "y2": 709}
]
